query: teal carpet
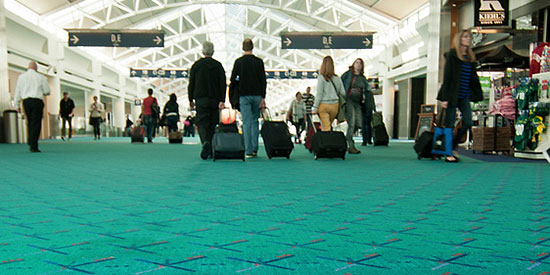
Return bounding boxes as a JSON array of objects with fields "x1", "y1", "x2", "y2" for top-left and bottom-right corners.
[{"x1": 0, "y1": 137, "x2": 549, "y2": 274}]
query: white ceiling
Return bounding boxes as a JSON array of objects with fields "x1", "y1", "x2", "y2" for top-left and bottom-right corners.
[{"x1": 11, "y1": 0, "x2": 427, "y2": 109}]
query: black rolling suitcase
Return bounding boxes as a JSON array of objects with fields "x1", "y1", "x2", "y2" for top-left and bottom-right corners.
[
  {"x1": 212, "y1": 123, "x2": 245, "y2": 161},
  {"x1": 310, "y1": 118, "x2": 347, "y2": 160},
  {"x1": 414, "y1": 131, "x2": 437, "y2": 159},
  {"x1": 373, "y1": 124, "x2": 389, "y2": 146},
  {"x1": 260, "y1": 110, "x2": 293, "y2": 159},
  {"x1": 131, "y1": 126, "x2": 145, "y2": 143}
]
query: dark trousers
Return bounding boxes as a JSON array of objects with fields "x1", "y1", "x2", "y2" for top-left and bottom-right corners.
[
  {"x1": 143, "y1": 115, "x2": 154, "y2": 142},
  {"x1": 292, "y1": 118, "x2": 305, "y2": 140},
  {"x1": 23, "y1": 98, "x2": 44, "y2": 151},
  {"x1": 166, "y1": 116, "x2": 178, "y2": 133},
  {"x1": 445, "y1": 98, "x2": 473, "y2": 150},
  {"x1": 91, "y1": 117, "x2": 101, "y2": 138},
  {"x1": 361, "y1": 107, "x2": 373, "y2": 144},
  {"x1": 196, "y1": 104, "x2": 219, "y2": 145},
  {"x1": 61, "y1": 116, "x2": 72, "y2": 138}
]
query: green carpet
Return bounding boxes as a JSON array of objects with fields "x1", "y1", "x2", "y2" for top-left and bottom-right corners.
[{"x1": 0, "y1": 137, "x2": 549, "y2": 274}]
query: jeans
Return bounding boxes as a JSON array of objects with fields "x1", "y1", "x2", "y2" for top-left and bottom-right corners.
[
  {"x1": 240, "y1": 95, "x2": 262, "y2": 155},
  {"x1": 292, "y1": 118, "x2": 305, "y2": 141},
  {"x1": 61, "y1": 116, "x2": 72, "y2": 138},
  {"x1": 444, "y1": 98, "x2": 473, "y2": 150},
  {"x1": 23, "y1": 98, "x2": 44, "y2": 150},
  {"x1": 345, "y1": 101, "x2": 362, "y2": 148},
  {"x1": 144, "y1": 115, "x2": 155, "y2": 142}
]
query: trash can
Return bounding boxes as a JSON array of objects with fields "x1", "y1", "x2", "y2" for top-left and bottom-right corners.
[
  {"x1": 3, "y1": 110, "x2": 18, "y2": 144},
  {"x1": 17, "y1": 113, "x2": 27, "y2": 144}
]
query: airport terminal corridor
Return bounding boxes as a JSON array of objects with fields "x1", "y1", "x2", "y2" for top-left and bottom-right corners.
[{"x1": 1, "y1": 139, "x2": 549, "y2": 274}]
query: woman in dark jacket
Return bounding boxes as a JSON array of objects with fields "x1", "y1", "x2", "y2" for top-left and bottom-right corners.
[
  {"x1": 163, "y1": 93, "x2": 180, "y2": 133},
  {"x1": 437, "y1": 29, "x2": 483, "y2": 162},
  {"x1": 341, "y1": 58, "x2": 374, "y2": 153}
]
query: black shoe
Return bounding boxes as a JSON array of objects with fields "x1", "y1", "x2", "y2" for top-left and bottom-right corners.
[
  {"x1": 361, "y1": 142, "x2": 367, "y2": 146},
  {"x1": 201, "y1": 142, "x2": 211, "y2": 160},
  {"x1": 367, "y1": 141, "x2": 373, "y2": 145},
  {"x1": 30, "y1": 148, "x2": 41, "y2": 153},
  {"x1": 61, "y1": 136, "x2": 65, "y2": 141}
]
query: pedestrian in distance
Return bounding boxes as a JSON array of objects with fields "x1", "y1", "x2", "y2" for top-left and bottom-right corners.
[
  {"x1": 89, "y1": 96, "x2": 104, "y2": 140},
  {"x1": 59, "y1": 92, "x2": 75, "y2": 141}
]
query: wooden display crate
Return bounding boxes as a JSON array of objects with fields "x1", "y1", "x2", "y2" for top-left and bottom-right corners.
[{"x1": 471, "y1": 127, "x2": 512, "y2": 153}]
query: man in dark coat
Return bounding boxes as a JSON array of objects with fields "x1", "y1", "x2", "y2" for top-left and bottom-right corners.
[{"x1": 188, "y1": 41, "x2": 226, "y2": 159}]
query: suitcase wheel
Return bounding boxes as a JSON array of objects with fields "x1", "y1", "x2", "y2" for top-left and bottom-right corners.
[
  {"x1": 314, "y1": 155, "x2": 318, "y2": 160},
  {"x1": 286, "y1": 156, "x2": 290, "y2": 159},
  {"x1": 418, "y1": 156, "x2": 421, "y2": 160},
  {"x1": 342, "y1": 156, "x2": 345, "y2": 160}
]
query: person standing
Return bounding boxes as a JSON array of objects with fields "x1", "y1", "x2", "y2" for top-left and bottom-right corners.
[
  {"x1": 14, "y1": 61, "x2": 50, "y2": 152},
  {"x1": 59, "y1": 92, "x2": 75, "y2": 141},
  {"x1": 89, "y1": 96, "x2": 104, "y2": 140},
  {"x1": 125, "y1": 115, "x2": 133, "y2": 136},
  {"x1": 302, "y1": 86, "x2": 315, "y2": 130},
  {"x1": 361, "y1": 81, "x2": 376, "y2": 146},
  {"x1": 142, "y1": 88, "x2": 159, "y2": 143},
  {"x1": 229, "y1": 38, "x2": 267, "y2": 158},
  {"x1": 163, "y1": 93, "x2": 180, "y2": 134},
  {"x1": 312, "y1": 56, "x2": 345, "y2": 132},
  {"x1": 287, "y1": 92, "x2": 307, "y2": 144},
  {"x1": 188, "y1": 41, "x2": 226, "y2": 159},
  {"x1": 437, "y1": 29, "x2": 483, "y2": 162},
  {"x1": 341, "y1": 58, "x2": 371, "y2": 153}
]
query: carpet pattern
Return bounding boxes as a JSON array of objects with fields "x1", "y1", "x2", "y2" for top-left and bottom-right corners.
[{"x1": 0, "y1": 138, "x2": 549, "y2": 274}]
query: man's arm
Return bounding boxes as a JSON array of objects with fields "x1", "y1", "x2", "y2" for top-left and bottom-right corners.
[
  {"x1": 188, "y1": 64, "x2": 196, "y2": 108},
  {"x1": 218, "y1": 65, "x2": 227, "y2": 109},
  {"x1": 42, "y1": 76, "x2": 51, "y2": 96}
]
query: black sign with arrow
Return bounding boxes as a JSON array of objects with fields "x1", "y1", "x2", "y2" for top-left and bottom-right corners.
[
  {"x1": 281, "y1": 32, "x2": 373, "y2": 49},
  {"x1": 67, "y1": 29, "x2": 164, "y2": 47}
]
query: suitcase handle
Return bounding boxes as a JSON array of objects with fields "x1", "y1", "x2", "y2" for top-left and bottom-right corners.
[
  {"x1": 308, "y1": 114, "x2": 318, "y2": 134},
  {"x1": 261, "y1": 107, "x2": 272, "y2": 121}
]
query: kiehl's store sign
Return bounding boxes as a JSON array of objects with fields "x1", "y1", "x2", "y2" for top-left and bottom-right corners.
[{"x1": 474, "y1": 0, "x2": 509, "y2": 27}]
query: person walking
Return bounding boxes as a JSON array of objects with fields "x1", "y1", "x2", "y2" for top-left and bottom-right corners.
[
  {"x1": 437, "y1": 29, "x2": 483, "y2": 162},
  {"x1": 229, "y1": 38, "x2": 267, "y2": 158},
  {"x1": 188, "y1": 41, "x2": 226, "y2": 159},
  {"x1": 142, "y1": 88, "x2": 159, "y2": 143},
  {"x1": 14, "y1": 61, "x2": 51, "y2": 152},
  {"x1": 361, "y1": 81, "x2": 376, "y2": 146},
  {"x1": 89, "y1": 96, "x2": 104, "y2": 140},
  {"x1": 302, "y1": 86, "x2": 315, "y2": 130},
  {"x1": 125, "y1": 115, "x2": 133, "y2": 136},
  {"x1": 312, "y1": 56, "x2": 345, "y2": 132},
  {"x1": 341, "y1": 58, "x2": 371, "y2": 153},
  {"x1": 59, "y1": 92, "x2": 75, "y2": 141},
  {"x1": 287, "y1": 92, "x2": 307, "y2": 144},
  {"x1": 163, "y1": 93, "x2": 180, "y2": 134}
]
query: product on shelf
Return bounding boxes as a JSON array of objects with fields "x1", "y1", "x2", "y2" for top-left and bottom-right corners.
[
  {"x1": 514, "y1": 77, "x2": 548, "y2": 151},
  {"x1": 530, "y1": 43, "x2": 550, "y2": 76}
]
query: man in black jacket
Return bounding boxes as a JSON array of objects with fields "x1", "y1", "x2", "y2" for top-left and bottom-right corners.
[
  {"x1": 229, "y1": 38, "x2": 267, "y2": 158},
  {"x1": 59, "y1": 92, "x2": 75, "y2": 141},
  {"x1": 188, "y1": 41, "x2": 226, "y2": 159}
]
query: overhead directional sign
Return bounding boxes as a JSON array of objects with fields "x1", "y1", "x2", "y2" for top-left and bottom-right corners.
[
  {"x1": 281, "y1": 32, "x2": 373, "y2": 49},
  {"x1": 130, "y1": 68, "x2": 187, "y2": 78},
  {"x1": 130, "y1": 68, "x2": 319, "y2": 80},
  {"x1": 67, "y1": 29, "x2": 164, "y2": 47},
  {"x1": 265, "y1": 70, "x2": 319, "y2": 79}
]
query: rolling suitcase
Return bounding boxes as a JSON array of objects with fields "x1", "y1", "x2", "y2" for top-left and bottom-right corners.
[
  {"x1": 414, "y1": 131, "x2": 438, "y2": 159},
  {"x1": 373, "y1": 124, "x2": 389, "y2": 146},
  {"x1": 310, "y1": 119, "x2": 347, "y2": 160},
  {"x1": 168, "y1": 131, "x2": 183, "y2": 144},
  {"x1": 431, "y1": 108, "x2": 453, "y2": 157},
  {"x1": 131, "y1": 126, "x2": 145, "y2": 143},
  {"x1": 260, "y1": 110, "x2": 293, "y2": 159},
  {"x1": 212, "y1": 124, "x2": 245, "y2": 161}
]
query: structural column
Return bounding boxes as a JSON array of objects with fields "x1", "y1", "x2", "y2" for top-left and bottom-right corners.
[
  {"x1": 0, "y1": 0, "x2": 10, "y2": 113},
  {"x1": 426, "y1": 0, "x2": 441, "y2": 104},
  {"x1": 382, "y1": 46, "x2": 395, "y2": 138},
  {"x1": 114, "y1": 75, "x2": 126, "y2": 130}
]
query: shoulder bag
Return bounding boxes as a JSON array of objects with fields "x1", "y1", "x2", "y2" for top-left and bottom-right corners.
[{"x1": 329, "y1": 79, "x2": 346, "y2": 123}]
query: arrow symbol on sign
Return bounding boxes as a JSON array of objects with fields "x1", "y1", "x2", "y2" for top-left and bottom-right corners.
[
  {"x1": 131, "y1": 70, "x2": 137, "y2": 76},
  {"x1": 153, "y1": 36, "x2": 163, "y2": 45},
  {"x1": 362, "y1": 37, "x2": 371, "y2": 48},
  {"x1": 70, "y1": 35, "x2": 80, "y2": 45},
  {"x1": 284, "y1": 37, "x2": 292, "y2": 47}
]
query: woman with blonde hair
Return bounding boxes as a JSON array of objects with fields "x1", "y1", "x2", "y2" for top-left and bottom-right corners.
[
  {"x1": 312, "y1": 56, "x2": 346, "y2": 131},
  {"x1": 437, "y1": 29, "x2": 483, "y2": 162}
]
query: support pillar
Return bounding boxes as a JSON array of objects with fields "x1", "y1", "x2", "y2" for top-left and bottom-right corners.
[
  {"x1": 426, "y1": 0, "x2": 441, "y2": 104},
  {"x1": 0, "y1": 0, "x2": 9, "y2": 113}
]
